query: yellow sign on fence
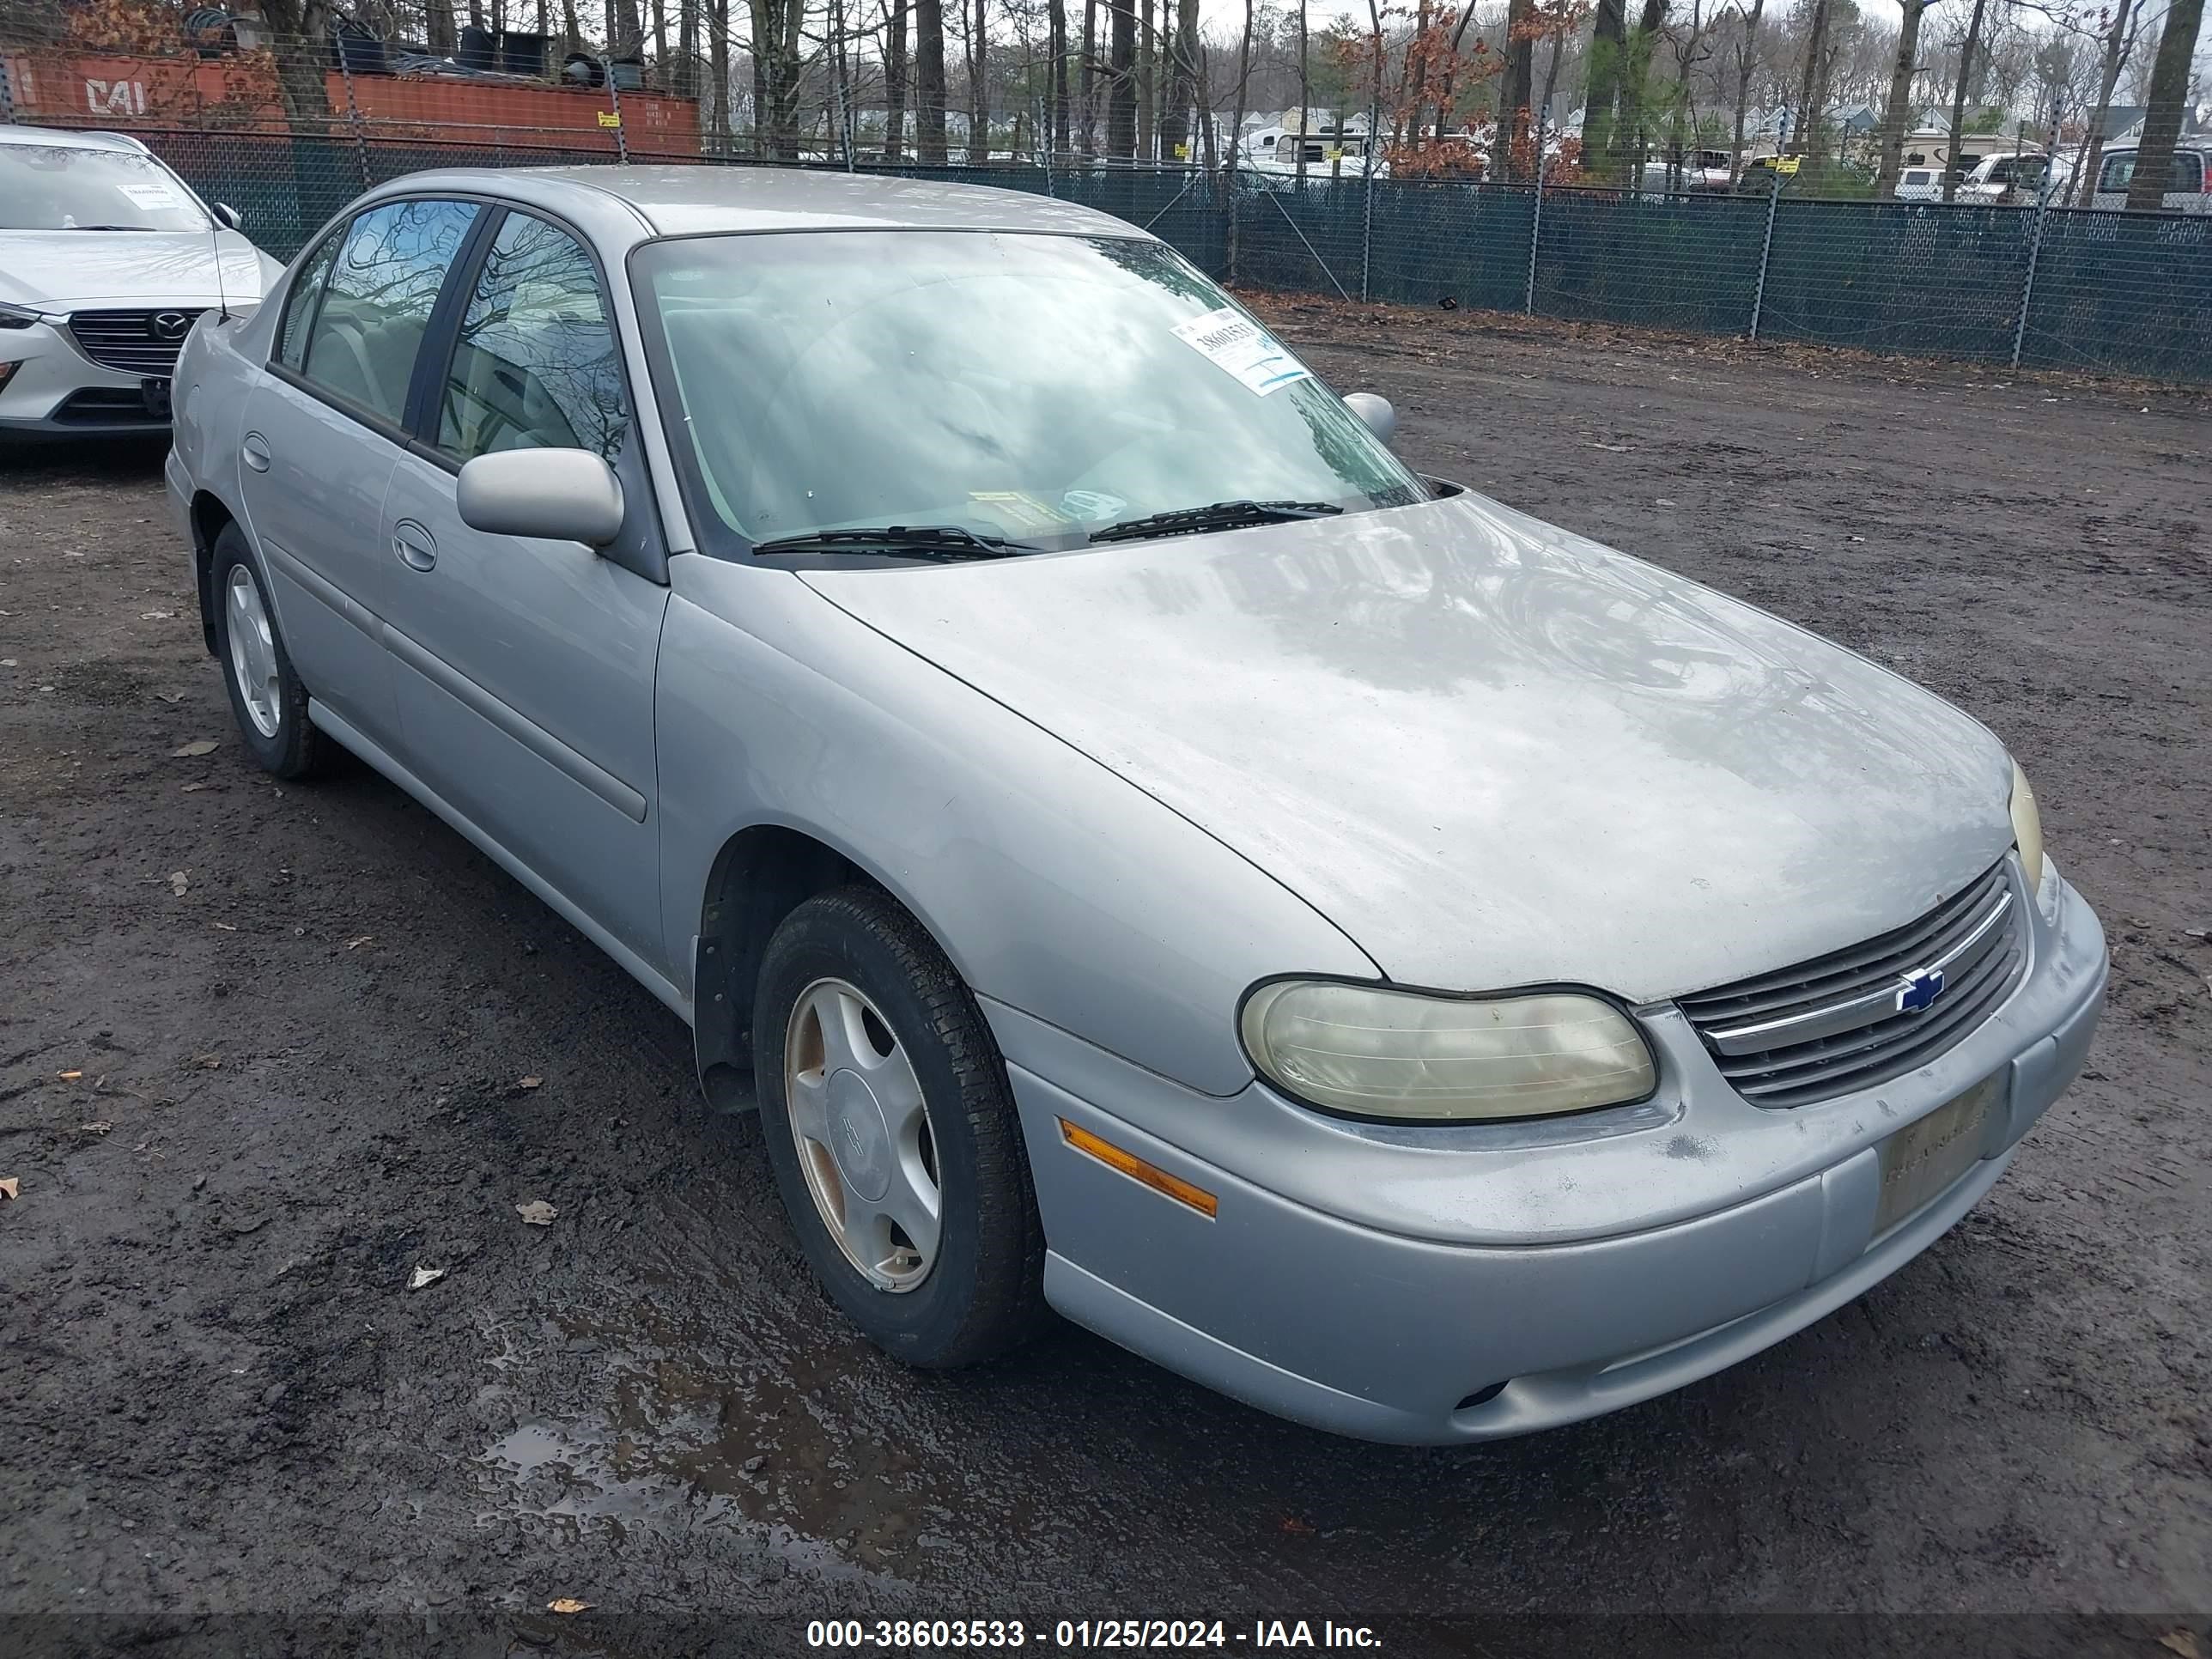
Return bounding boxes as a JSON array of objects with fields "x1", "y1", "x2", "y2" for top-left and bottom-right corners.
[{"x1": 597, "y1": 111, "x2": 622, "y2": 128}]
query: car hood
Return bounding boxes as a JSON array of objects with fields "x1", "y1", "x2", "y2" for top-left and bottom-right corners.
[
  {"x1": 0, "y1": 228, "x2": 276, "y2": 310},
  {"x1": 799, "y1": 493, "x2": 2015, "y2": 1003}
]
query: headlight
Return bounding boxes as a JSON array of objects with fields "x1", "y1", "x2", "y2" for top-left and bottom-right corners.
[
  {"x1": 2009, "y1": 760, "x2": 2044, "y2": 891},
  {"x1": 1240, "y1": 981, "x2": 1656, "y2": 1123},
  {"x1": 0, "y1": 302, "x2": 46, "y2": 331}
]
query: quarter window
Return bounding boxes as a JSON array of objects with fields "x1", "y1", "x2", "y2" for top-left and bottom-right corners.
[
  {"x1": 436, "y1": 212, "x2": 627, "y2": 462},
  {"x1": 300, "y1": 198, "x2": 480, "y2": 425},
  {"x1": 276, "y1": 229, "x2": 342, "y2": 372}
]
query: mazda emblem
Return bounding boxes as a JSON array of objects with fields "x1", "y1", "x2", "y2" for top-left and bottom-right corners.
[{"x1": 149, "y1": 311, "x2": 191, "y2": 341}]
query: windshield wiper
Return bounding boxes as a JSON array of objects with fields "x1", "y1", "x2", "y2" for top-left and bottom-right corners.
[
  {"x1": 1086, "y1": 499, "x2": 1343, "y2": 544},
  {"x1": 750, "y1": 524, "x2": 1038, "y2": 562},
  {"x1": 63, "y1": 223, "x2": 162, "y2": 232}
]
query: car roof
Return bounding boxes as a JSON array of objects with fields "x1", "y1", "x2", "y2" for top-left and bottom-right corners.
[
  {"x1": 363, "y1": 163, "x2": 1151, "y2": 246},
  {"x1": 0, "y1": 124, "x2": 150, "y2": 152}
]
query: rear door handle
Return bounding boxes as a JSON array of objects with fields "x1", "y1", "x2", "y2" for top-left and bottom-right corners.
[
  {"x1": 241, "y1": 432, "x2": 270, "y2": 472},
  {"x1": 392, "y1": 519, "x2": 437, "y2": 572}
]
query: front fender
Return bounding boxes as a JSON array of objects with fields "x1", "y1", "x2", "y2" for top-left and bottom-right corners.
[{"x1": 655, "y1": 556, "x2": 1378, "y2": 1097}]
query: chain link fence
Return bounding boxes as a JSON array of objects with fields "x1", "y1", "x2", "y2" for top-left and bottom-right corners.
[{"x1": 7, "y1": 21, "x2": 2209, "y2": 386}]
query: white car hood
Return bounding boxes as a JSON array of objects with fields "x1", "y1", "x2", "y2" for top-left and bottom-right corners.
[
  {"x1": 0, "y1": 228, "x2": 274, "y2": 310},
  {"x1": 801, "y1": 492, "x2": 2016, "y2": 1003}
]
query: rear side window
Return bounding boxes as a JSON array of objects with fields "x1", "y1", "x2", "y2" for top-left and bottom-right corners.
[
  {"x1": 1903, "y1": 169, "x2": 1931, "y2": 185},
  {"x1": 434, "y1": 211, "x2": 627, "y2": 461},
  {"x1": 300, "y1": 198, "x2": 480, "y2": 425},
  {"x1": 2179, "y1": 152, "x2": 2206, "y2": 191},
  {"x1": 276, "y1": 230, "x2": 341, "y2": 371},
  {"x1": 2100, "y1": 152, "x2": 2136, "y2": 191}
]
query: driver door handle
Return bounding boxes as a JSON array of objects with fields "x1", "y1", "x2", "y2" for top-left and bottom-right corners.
[
  {"x1": 392, "y1": 520, "x2": 438, "y2": 572},
  {"x1": 241, "y1": 432, "x2": 270, "y2": 472}
]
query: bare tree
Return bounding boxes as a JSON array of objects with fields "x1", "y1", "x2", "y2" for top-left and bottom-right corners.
[
  {"x1": 2126, "y1": 0, "x2": 2203, "y2": 206},
  {"x1": 1789, "y1": 0, "x2": 1834, "y2": 155},
  {"x1": 1158, "y1": 0, "x2": 1200, "y2": 161},
  {"x1": 2073, "y1": 0, "x2": 2140, "y2": 203},
  {"x1": 1727, "y1": 0, "x2": 1766, "y2": 180},
  {"x1": 1584, "y1": 0, "x2": 1629, "y2": 162},
  {"x1": 1496, "y1": 0, "x2": 1536, "y2": 178},
  {"x1": 968, "y1": 0, "x2": 990, "y2": 161},
  {"x1": 1941, "y1": 0, "x2": 1990, "y2": 198},
  {"x1": 1612, "y1": 0, "x2": 1669, "y2": 176},
  {"x1": 1874, "y1": 0, "x2": 1934, "y2": 196},
  {"x1": 1048, "y1": 0, "x2": 1070, "y2": 152}
]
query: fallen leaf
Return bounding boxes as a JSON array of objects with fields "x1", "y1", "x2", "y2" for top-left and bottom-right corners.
[
  {"x1": 2158, "y1": 1633, "x2": 2203, "y2": 1659},
  {"x1": 212, "y1": 921, "x2": 237, "y2": 932},
  {"x1": 192, "y1": 1054, "x2": 222, "y2": 1070},
  {"x1": 0, "y1": 659, "x2": 15, "y2": 667},
  {"x1": 156, "y1": 691, "x2": 185, "y2": 703},
  {"x1": 180, "y1": 782, "x2": 210, "y2": 793},
  {"x1": 0, "y1": 1178, "x2": 16, "y2": 1200},
  {"x1": 77, "y1": 1121, "x2": 112, "y2": 1137},
  {"x1": 171, "y1": 739, "x2": 218, "y2": 757},
  {"x1": 346, "y1": 935, "x2": 375, "y2": 950},
  {"x1": 517, "y1": 1075, "x2": 544, "y2": 1091},
  {"x1": 141, "y1": 610, "x2": 174, "y2": 620},
  {"x1": 58, "y1": 1070, "x2": 82, "y2": 1081},
  {"x1": 516, "y1": 1199, "x2": 558, "y2": 1226},
  {"x1": 408, "y1": 1265, "x2": 447, "y2": 1291},
  {"x1": 169, "y1": 872, "x2": 189, "y2": 896},
  {"x1": 547, "y1": 1598, "x2": 593, "y2": 1615},
  {"x1": 1279, "y1": 1516, "x2": 1316, "y2": 1534}
]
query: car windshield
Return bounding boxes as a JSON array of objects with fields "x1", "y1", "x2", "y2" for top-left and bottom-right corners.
[
  {"x1": 0, "y1": 143, "x2": 210, "y2": 232},
  {"x1": 630, "y1": 230, "x2": 1424, "y2": 552}
]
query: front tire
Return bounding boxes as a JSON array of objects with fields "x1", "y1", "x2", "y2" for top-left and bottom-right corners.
[
  {"x1": 754, "y1": 886, "x2": 1047, "y2": 1369},
  {"x1": 210, "y1": 523, "x2": 328, "y2": 780}
]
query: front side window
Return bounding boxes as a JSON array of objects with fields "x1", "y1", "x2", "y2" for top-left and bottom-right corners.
[
  {"x1": 0, "y1": 143, "x2": 209, "y2": 231},
  {"x1": 300, "y1": 198, "x2": 480, "y2": 425},
  {"x1": 632, "y1": 230, "x2": 1421, "y2": 554},
  {"x1": 2100, "y1": 152, "x2": 2136, "y2": 191},
  {"x1": 437, "y1": 211, "x2": 627, "y2": 461}
]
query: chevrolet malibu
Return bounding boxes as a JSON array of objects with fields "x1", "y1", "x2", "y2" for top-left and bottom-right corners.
[{"x1": 165, "y1": 167, "x2": 2107, "y2": 1443}]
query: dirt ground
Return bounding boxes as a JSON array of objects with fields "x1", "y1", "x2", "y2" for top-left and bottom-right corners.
[{"x1": 3, "y1": 306, "x2": 2209, "y2": 1657}]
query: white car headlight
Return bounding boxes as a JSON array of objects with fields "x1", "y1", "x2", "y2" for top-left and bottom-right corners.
[
  {"x1": 1241, "y1": 981, "x2": 1657, "y2": 1123},
  {"x1": 2009, "y1": 759, "x2": 2043, "y2": 891}
]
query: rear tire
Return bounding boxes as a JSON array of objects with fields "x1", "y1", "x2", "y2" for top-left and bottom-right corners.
[
  {"x1": 210, "y1": 523, "x2": 330, "y2": 781},
  {"x1": 754, "y1": 885, "x2": 1048, "y2": 1369}
]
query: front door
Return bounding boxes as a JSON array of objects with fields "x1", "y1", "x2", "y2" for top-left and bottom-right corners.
[{"x1": 375, "y1": 208, "x2": 670, "y2": 973}]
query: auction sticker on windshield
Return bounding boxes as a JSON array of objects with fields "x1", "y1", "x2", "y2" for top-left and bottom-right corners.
[{"x1": 1172, "y1": 307, "x2": 1311, "y2": 396}]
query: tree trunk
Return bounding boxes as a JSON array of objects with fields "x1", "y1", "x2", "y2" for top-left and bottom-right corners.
[
  {"x1": 1611, "y1": 0, "x2": 1668, "y2": 179},
  {"x1": 2073, "y1": 0, "x2": 2135, "y2": 204},
  {"x1": 969, "y1": 0, "x2": 989, "y2": 163},
  {"x1": 1789, "y1": 0, "x2": 1831, "y2": 156},
  {"x1": 2125, "y1": 0, "x2": 2203, "y2": 209},
  {"x1": 1295, "y1": 0, "x2": 1310, "y2": 179},
  {"x1": 1942, "y1": 0, "x2": 1988, "y2": 200},
  {"x1": 1158, "y1": 0, "x2": 1196, "y2": 162},
  {"x1": 1872, "y1": 0, "x2": 1928, "y2": 197},
  {"x1": 1583, "y1": 0, "x2": 1628, "y2": 167},
  {"x1": 1226, "y1": 0, "x2": 1255, "y2": 264},
  {"x1": 1048, "y1": 0, "x2": 1069, "y2": 153},
  {"x1": 916, "y1": 0, "x2": 948, "y2": 161},
  {"x1": 428, "y1": 0, "x2": 459, "y2": 55},
  {"x1": 257, "y1": 0, "x2": 338, "y2": 132},
  {"x1": 616, "y1": 0, "x2": 644, "y2": 54},
  {"x1": 1495, "y1": 0, "x2": 1533, "y2": 179},
  {"x1": 1135, "y1": 0, "x2": 1154, "y2": 161},
  {"x1": 887, "y1": 0, "x2": 908, "y2": 158},
  {"x1": 1107, "y1": 0, "x2": 1136, "y2": 157},
  {"x1": 1081, "y1": 0, "x2": 1097, "y2": 153}
]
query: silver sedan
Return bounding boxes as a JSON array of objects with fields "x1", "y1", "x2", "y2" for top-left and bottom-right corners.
[{"x1": 165, "y1": 167, "x2": 2107, "y2": 1443}]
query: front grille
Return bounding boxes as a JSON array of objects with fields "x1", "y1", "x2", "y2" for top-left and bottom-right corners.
[
  {"x1": 1678, "y1": 861, "x2": 2027, "y2": 1108},
  {"x1": 52, "y1": 387, "x2": 161, "y2": 425},
  {"x1": 67, "y1": 307, "x2": 205, "y2": 375}
]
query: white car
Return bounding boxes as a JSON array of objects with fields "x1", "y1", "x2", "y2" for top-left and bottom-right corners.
[
  {"x1": 0, "y1": 125, "x2": 278, "y2": 439},
  {"x1": 1893, "y1": 165, "x2": 1942, "y2": 202},
  {"x1": 1955, "y1": 150, "x2": 2058, "y2": 205},
  {"x1": 2089, "y1": 144, "x2": 2211, "y2": 212}
]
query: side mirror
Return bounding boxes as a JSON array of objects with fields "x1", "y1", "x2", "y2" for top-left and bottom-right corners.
[
  {"x1": 456, "y1": 448, "x2": 624, "y2": 547},
  {"x1": 212, "y1": 202, "x2": 243, "y2": 231},
  {"x1": 1344, "y1": 392, "x2": 1397, "y2": 444}
]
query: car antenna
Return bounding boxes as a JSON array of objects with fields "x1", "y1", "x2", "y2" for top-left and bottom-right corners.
[{"x1": 207, "y1": 196, "x2": 230, "y2": 324}]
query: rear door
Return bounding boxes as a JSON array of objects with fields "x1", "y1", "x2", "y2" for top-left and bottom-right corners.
[
  {"x1": 374, "y1": 206, "x2": 672, "y2": 971},
  {"x1": 237, "y1": 198, "x2": 484, "y2": 748}
]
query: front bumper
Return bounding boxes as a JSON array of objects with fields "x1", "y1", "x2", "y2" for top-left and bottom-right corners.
[
  {"x1": 0, "y1": 316, "x2": 174, "y2": 437},
  {"x1": 989, "y1": 863, "x2": 2106, "y2": 1443}
]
